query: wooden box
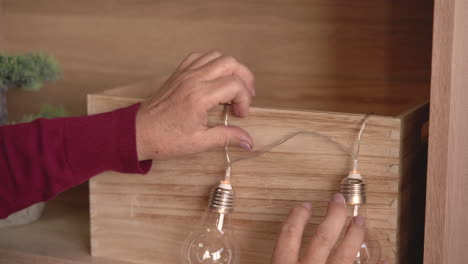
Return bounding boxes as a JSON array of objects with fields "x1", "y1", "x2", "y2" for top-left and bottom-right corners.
[
  {"x1": 86, "y1": 2, "x2": 432, "y2": 264},
  {"x1": 88, "y1": 81, "x2": 428, "y2": 264}
]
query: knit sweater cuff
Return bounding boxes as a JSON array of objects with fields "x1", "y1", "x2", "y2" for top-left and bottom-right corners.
[{"x1": 64, "y1": 103, "x2": 152, "y2": 178}]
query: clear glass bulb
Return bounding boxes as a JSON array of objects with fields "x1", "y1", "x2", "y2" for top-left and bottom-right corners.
[
  {"x1": 341, "y1": 176, "x2": 381, "y2": 264},
  {"x1": 182, "y1": 182, "x2": 238, "y2": 264},
  {"x1": 347, "y1": 203, "x2": 371, "y2": 263}
]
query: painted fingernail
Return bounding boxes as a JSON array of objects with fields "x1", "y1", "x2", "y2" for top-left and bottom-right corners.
[
  {"x1": 354, "y1": 215, "x2": 365, "y2": 227},
  {"x1": 239, "y1": 141, "x2": 252, "y2": 151},
  {"x1": 332, "y1": 193, "x2": 345, "y2": 203},
  {"x1": 301, "y1": 202, "x2": 312, "y2": 210}
]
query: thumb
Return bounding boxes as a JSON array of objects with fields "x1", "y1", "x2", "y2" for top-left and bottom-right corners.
[{"x1": 200, "y1": 125, "x2": 254, "y2": 151}]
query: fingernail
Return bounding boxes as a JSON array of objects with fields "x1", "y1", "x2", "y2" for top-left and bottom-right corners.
[
  {"x1": 239, "y1": 141, "x2": 252, "y2": 151},
  {"x1": 354, "y1": 215, "x2": 365, "y2": 227},
  {"x1": 252, "y1": 87, "x2": 256, "y2": 96},
  {"x1": 301, "y1": 202, "x2": 312, "y2": 210},
  {"x1": 332, "y1": 193, "x2": 345, "y2": 204},
  {"x1": 381, "y1": 260, "x2": 389, "y2": 264}
]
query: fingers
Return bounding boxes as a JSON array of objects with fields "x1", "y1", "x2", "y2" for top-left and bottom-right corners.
[
  {"x1": 272, "y1": 202, "x2": 312, "y2": 264},
  {"x1": 198, "y1": 125, "x2": 253, "y2": 151},
  {"x1": 327, "y1": 216, "x2": 366, "y2": 264},
  {"x1": 269, "y1": 195, "x2": 369, "y2": 264},
  {"x1": 177, "y1": 52, "x2": 202, "y2": 70},
  {"x1": 198, "y1": 55, "x2": 255, "y2": 97},
  {"x1": 302, "y1": 193, "x2": 348, "y2": 264},
  {"x1": 177, "y1": 52, "x2": 255, "y2": 97},
  {"x1": 203, "y1": 75, "x2": 252, "y2": 117},
  {"x1": 189, "y1": 51, "x2": 223, "y2": 69},
  {"x1": 177, "y1": 51, "x2": 223, "y2": 70},
  {"x1": 178, "y1": 52, "x2": 255, "y2": 118}
]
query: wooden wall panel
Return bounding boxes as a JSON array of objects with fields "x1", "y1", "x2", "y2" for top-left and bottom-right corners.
[
  {"x1": 2, "y1": 0, "x2": 433, "y2": 121},
  {"x1": 424, "y1": 0, "x2": 468, "y2": 263},
  {"x1": 0, "y1": 0, "x2": 4, "y2": 47}
]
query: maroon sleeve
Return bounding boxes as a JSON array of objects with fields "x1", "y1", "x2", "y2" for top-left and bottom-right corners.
[{"x1": 0, "y1": 103, "x2": 152, "y2": 218}]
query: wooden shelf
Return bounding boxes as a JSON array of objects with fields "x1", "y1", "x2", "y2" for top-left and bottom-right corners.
[{"x1": 0, "y1": 184, "x2": 131, "y2": 264}]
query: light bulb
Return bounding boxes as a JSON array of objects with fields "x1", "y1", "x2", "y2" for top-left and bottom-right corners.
[
  {"x1": 182, "y1": 181, "x2": 239, "y2": 264},
  {"x1": 340, "y1": 172, "x2": 381, "y2": 264}
]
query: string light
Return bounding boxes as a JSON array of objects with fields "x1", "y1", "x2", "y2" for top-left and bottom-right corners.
[{"x1": 182, "y1": 105, "x2": 375, "y2": 264}]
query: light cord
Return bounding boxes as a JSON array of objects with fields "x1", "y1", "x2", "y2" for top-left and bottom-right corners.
[
  {"x1": 351, "y1": 113, "x2": 372, "y2": 172},
  {"x1": 222, "y1": 105, "x2": 372, "y2": 174},
  {"x1": 224, "y1": 105, "x2": 232, "y2": 182},
  {"x1": 228, "y1": 130, "x2": 352, "y2": 165}
]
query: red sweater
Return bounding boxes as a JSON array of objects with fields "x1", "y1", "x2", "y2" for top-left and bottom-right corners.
[{"x1": 0, "y1": 103, "x2": 151, "y2": 218}]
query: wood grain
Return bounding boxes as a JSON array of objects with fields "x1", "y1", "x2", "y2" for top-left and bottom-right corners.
[
  {"x1": 0, "y1": 249, "x2": 133, "y2": 264},
  {"x1": 0, "y1": 185, "x2": 89, "y2": 260},
  {"x1": 0, "y1": 185, "x2": 131, "y2": 264},
  {"x1": 424, "y1": 0, "x2": 468, "y2": 263},
  {"x1": 88, "y1": 84, "x2": 429, "y2": 264},
  {"x1": 2, "y1": 0, "x2": 433, "y2": 120}
]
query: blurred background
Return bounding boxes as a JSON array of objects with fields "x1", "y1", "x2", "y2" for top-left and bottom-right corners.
[{"x1": 1, "y1": 0, "x2": 433, "y2": 121}]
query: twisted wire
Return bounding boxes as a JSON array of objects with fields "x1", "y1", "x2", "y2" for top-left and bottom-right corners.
[{"x1": 221, "y1": 105, "x2": 372, "y2": 177}]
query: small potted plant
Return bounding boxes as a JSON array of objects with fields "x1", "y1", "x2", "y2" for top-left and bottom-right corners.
[{"x1": 0, "y1": 53, "x2": 62, "y2": 227}]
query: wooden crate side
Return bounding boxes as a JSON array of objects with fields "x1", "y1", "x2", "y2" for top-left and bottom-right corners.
[
  {"x1": 87, "y1": 94, "x2": 141, "y2": 115},
  {"x1": 397, "y1": 103, "x2": 430, "y2": 264},
  {"x1": 87, "y1": 96, "x2": 401, "y2": 264},
  {"x1": 87, "y1": 94, "x2": 141, "y2": 258}
]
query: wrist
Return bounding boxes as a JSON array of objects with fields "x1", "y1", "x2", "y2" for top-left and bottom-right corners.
[
  {"x1": 65, "y1": 103, "x2": 152, "y2": 175},
  {"x1": 135, "y1": 105, "x2": 151, "y2": 161}
]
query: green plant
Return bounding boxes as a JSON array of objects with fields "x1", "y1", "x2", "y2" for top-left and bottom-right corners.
[
  {"x1": 0, "y1": 53, "x2": 60, "y2": 90},
  {"x1": 0, "y1": 52, "x2": 60, "y2": 125}
]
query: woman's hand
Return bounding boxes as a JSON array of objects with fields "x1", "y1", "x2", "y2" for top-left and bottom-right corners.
[
  {"x1": 135, "y1": 51, "x2": 255, "y2": 161},
  {"x1": 273, "y1": 193, "x2": 388, "y2": 264}
]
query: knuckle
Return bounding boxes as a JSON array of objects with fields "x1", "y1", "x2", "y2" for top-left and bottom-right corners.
[
  {"x1": 185, "y1": 89, "x2": 203, "y2": 104},
  {"x1": 291, "y1": 204, "x2": 310, "y2": 216},
  {"x1": 190, "y1": 52, "x2": 202, "y2": 57},
  {"x1": 220, "y1": 55, "x2": 237, "y2": 65},
  {"x1": 227, "y1": 75, "x2": 244, "y2": 87},
  {"x1": 185, "y1": 52, "x2": 201, "y2": 62},
  {"x1": 209, "y1": 50, "x2": 222, "y2": 57},
  {"x1": 231, "y1": 61, "x2": 255, "y2": 84},
  {"x1": 280, "y1": 222, "x2": 301, "y2": 237},
  {"x1": 192, "y1": 90, "x2": 211, "y2": 108},
  {"x1": 180, "y1": 70, "x2": 199, "y2": 82},
  {"x1": 314, "y1": 228, "x2": 336, "y2": 249}
]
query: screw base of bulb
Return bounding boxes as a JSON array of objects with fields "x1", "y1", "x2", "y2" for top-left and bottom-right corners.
[
  {"x1": 209, "y1": 182, "x2": 235, "y2": 214},
  {"x1": 340, "y1": 174, "x2": 366, "y2": 205}
]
